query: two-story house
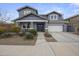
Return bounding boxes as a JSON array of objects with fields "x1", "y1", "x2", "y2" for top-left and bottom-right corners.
[{"x1": 14, "y1": 6, "x2": 67, "y2": 32}]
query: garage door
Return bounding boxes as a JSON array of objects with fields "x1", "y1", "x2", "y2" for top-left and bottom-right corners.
[{"x1": 48, "y1": 25, "x2": 63, "y2": 32}]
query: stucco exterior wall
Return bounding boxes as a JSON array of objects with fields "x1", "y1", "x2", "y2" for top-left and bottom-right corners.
[
  {"x1": 19, "y1": 8, "x2": 37, "y2": 18},
  {"x1": 69, "y1": 16, "x2": 79, "y2": 32},
  {"x1": 48, "y1": 14, "x2": 63, "y2": 21}
]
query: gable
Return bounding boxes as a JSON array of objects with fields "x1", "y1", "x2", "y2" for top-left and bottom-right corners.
[
  {"x1": 19, "y1": 14, "x2": 47, "y2": 20},
  {"x1": 17, "y1": 6, "x2": 37, "y2": 12},
  {"x1": 47, "y1": 11, "x2": 62, "y2": 16}
]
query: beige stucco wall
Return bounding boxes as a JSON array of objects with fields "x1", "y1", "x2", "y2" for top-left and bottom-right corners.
[{"x1": 69, "y1": 16, "x2": 79, "y2": 32}]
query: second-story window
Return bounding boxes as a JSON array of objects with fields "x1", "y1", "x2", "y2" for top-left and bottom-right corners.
[
  {"x1": 54, "y1": 15, "x2": 57, "y2": 20},
  {"x1": 51, "y1": 16, "x2": 53, "y2": 19},
  {"x1": 24, "y1": 10, "x2": 31, "y2": 15},
  {"x1": 50, "y1": 14, "x2": 58, "y2": 20}
]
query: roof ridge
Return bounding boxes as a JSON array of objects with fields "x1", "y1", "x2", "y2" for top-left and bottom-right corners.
[
  {"x1": 17, "y1": 6, "x2": 37, "y2": 11},
  {"x1": 65, "y1": 14, "x2": 79, "y2": 20},
  {"x1": 47, "y1": 11, "x2": 62, "y2": 16}
]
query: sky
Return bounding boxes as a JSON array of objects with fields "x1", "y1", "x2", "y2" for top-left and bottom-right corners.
[{"x1": 0, "y1": 3, "x2": 79, "y2": 22}]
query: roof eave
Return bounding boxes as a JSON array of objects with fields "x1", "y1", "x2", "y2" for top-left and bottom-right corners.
[{"x1": 14, "y1": 13, "x2": 47, "y2": 21}]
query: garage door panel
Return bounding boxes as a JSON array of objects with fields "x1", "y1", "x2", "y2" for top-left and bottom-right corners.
[{"x1": 48, "y1": 26, "x2": 63, "y2": 32}]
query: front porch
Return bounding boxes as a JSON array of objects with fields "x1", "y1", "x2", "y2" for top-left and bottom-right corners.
[{"x1": 16, "y1": 20, "x2": 48, "y2": 32}]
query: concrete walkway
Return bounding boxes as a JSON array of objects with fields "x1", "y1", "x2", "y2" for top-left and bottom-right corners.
[{"x1": 0, "y1": 32, "x2": 79, "y2": 56}]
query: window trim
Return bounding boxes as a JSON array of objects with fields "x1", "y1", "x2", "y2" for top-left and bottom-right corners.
[{"x1": 50, "y1": 14, "x2": 58, "y2": 20}]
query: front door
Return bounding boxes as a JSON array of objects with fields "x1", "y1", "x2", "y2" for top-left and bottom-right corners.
[{"x1": 37, "y1": 22, "x2": 45, "y2": 32}]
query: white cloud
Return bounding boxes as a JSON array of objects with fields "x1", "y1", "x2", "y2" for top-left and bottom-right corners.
[
  {"x1": 70, "y1": 3, "x2": 79, "y2": 7},
  {"x1": 71, "y1": 3, "x2": 79, "y2": 6},
  {"x1": 73, "y1": 9, "x2": 79, "y2": 13},
  {"x1": 45, "y1": 7, "x2": 64, "y2": 14},
  {"x1": 70, "y1": 4, "x2": 79, "y2": 14}
]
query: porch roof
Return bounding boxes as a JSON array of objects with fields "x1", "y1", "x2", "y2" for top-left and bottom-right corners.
[
  {"x1": 14, "y1": 13, "x2": 47, "y2": 21},
  {"x1": 16, "y1": 20, "x2": 48, "y2": 22}
]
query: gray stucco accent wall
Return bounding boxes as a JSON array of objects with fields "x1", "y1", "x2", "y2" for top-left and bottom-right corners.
[{"x1": 19, "y1": 8, "x2": 37, "y2": 18}]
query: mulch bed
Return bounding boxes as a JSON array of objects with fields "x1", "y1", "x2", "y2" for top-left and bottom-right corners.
[
  {"x1": 72, "y1": 32, "x2": 79, "y2": 35},
  {"x1": 0, "y1": 35, "x2": 37, "y2": 46},
  {"x1": 45, "y1": 36, "x2": 57, "y2": 42},
  {"x1": 44, "y1": 33, "x2": 57, "y2": 42}
]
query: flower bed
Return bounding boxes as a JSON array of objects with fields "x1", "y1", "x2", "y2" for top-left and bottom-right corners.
[{"x1": 72, "y1": 32, "x2": 79, "y2": 35}]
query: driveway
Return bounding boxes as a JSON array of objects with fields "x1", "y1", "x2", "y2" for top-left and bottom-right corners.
[
  {"x1": 49, "y1": 32, "x2": 79, "y2": 56},
  {"x1": 50, "y1": 32, "x2": 79, "y2": 42},
  {"x1": 0, "y1": 32, "x2": 79, "y2": 56}
]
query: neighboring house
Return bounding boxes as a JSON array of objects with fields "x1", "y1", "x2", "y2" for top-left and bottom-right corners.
[
  {"x1": 14, "y1": 6, "x2": 67, "y2": 32},
  {"x1": 66, "y1": 15, "x2": 79, "y2": 32}
]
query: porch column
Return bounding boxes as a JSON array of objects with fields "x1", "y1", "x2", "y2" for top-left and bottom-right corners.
[
  {"x1": 16, "y1": 22, "x2": 19, "y2": 27},
  {"x1": 30, "y1": 22, "x2": 33, "y2": 29},
  {"x1": 45, "y1": 22, "x2": 48, "y2": 32}
]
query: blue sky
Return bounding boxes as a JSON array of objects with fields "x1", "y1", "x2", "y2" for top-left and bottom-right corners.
[{"x1": 0, "y1": 3, "x2": 79, "y2": 22}]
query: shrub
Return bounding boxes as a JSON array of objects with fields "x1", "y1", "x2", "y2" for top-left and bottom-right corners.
[
  {"x1": 44, "y1": 32, "x2": 52, "y2": 37},
  {"x1": 25, "y1": 32, "x2": 34, "y2": 40},
  {"x1": 28, "y1": 29, "x2": 37, "y2": 36},
  {"x1": 77, "y1": 28, "x2": 79, "y2": 32},
  {"x1": 0, "y1": 27, "x2": 6, "y2": 34},
  {"x1": 0, "y1": 33, "x2": 13, "y2": 38},
  {"x1": 18, "y1": 32, "x2": 25, "y2": 36},
  {"x1": 10, "y1": 27, "x2": 20, "y2": 33}
]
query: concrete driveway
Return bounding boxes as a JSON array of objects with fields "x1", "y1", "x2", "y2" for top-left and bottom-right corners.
[
  {"x1": 49, "y1": 32, "x2": 79, "y2": 56},
  {"x1": 50, "y1": 32, "x2": 79, "y2": 42},
  {"x1": 0, "y1": 32, "x2": 79, "y2": 56}
]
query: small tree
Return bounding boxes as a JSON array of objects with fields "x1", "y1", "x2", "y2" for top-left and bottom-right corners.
[{"x1": 0, "y1": 9, "x2": 12, "y2": 23}]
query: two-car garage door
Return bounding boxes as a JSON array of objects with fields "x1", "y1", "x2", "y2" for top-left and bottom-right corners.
[{"x1": 48, "y1": 25, "x2": 63, "y2": 32}]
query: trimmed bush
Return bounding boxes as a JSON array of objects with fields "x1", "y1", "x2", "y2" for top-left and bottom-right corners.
[
  {"x1": 25, "y1": 32, "x2": 34, "y2": 40},
  {"x1": 0, "y1": 33, "x2": 13, "y2": 38},
  {"x1": 28, "y1": 29, "x2": 37, "y2": 36},
  {"x1": 44, "y1": 32, "x2": 52, "y2": 37}
]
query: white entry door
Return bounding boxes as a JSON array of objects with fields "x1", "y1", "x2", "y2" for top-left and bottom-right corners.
[{"x1": 48, "y1": 25, "x2": 63, "y2": 32}]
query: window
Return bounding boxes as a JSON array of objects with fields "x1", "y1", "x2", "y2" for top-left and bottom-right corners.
[
  {"x1": 51, "y1": 16, "x2": 53, "y2": 19},
  {"x1": 24, "y1": 10, "x2": 31, "y2": 15},
  {"x1": 54, "y1": 15, "x2": 57, "y2": 20},
  {"x1": 50, "y1": 14, "x2": 58, "y2": 20}
]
